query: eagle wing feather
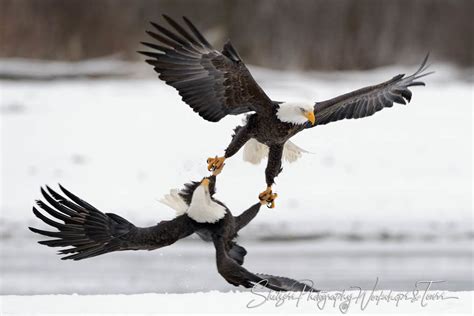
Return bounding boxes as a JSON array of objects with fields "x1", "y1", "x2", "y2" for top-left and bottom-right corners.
[
  {"x1": 29, "y1": 185, "x2": 197, "y2": 260},
  {"x1": 311, "y1": 54, "x2": 433, "y2": 127},
  {"x1": 140, "y1": 15, "x2": 274, "y2": 122}
]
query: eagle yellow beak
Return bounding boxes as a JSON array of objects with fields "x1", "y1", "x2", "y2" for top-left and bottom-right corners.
[
  {"x1": 304, "y1": 111, "x2": 315, "y2": 125},
  {"x1": 201, "y1": 178, "x2": 210, "y2": 187}
]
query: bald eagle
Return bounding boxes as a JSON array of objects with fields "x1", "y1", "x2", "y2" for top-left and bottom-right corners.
[
  {"x1": 29, "y1": 178, "x2": 316, "y2": 292},
  {"x1": 139, "y1": 15, "x2": 432, "y2": 208}
]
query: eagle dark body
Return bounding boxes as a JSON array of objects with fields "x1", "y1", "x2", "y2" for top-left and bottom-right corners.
[
  {"x1": 228, "y1": 111, "x2": 306, "y2": 186},
  {"x1": 29, "y1": 182, "x2": 316, "y2": 291},
  {"x1": 242, "y1": 108, "x2": 306, "y2": 147}
]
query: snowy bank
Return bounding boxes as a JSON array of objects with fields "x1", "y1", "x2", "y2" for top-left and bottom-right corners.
[
  {"x1": 1, "y1": 291, "x2": 472, "y2": 315},
  {"x1": 0, "y1": 58, "x2": 144, "y2": 80}
]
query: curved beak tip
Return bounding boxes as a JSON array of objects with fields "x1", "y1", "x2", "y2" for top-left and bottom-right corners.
[{"x1": 305, "y1": 111, "x2": 315, "y2": 125}]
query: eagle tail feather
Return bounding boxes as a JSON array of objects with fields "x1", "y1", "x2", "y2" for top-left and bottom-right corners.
[
  {"x1": 159, "y1": 189, "x2": 188, "y2": 215},
  {"x1": 243, "y1": 139, "x2": 308, "y2": 165}
]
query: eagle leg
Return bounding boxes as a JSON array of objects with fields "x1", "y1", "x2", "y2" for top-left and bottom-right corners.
[
  {"x1": 258, "y1": 187, "x2": 278, "y2": 209},
  {"x1": 207, "y1": 156, "x2": 226, "y2": 174}
]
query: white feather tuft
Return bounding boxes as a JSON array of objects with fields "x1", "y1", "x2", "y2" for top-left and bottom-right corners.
[
  {"x1": 243, "y1": 139, "x2": 308, "y2": 164},
  {"x1": 159, "y1": 189, "x2": 188, "y2": 216},
  {"x1": 243, "y1": 138, "x2": 269, "y2": 165},
  {"x1": 283, "y1": 140, "x2": 309, "y2": 163}
]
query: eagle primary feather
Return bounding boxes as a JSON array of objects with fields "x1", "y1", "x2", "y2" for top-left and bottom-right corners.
[
  {"x1": 140, "y1": 15, "x2": 274, "y2": 122},
  {"x1": 311, "y1": 54, "x2": 433, "y2": 126}
]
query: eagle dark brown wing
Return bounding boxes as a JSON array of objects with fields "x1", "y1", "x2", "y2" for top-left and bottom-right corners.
[
  {"x1": 29, "y1": 185, "x2": 197, "y2": 260},
  {"x1": 311, "y1": 54, "x2": 433, "y2": 127},
  {"x1": 139, "y1": 15, "x2": 274, "y2": 122}
]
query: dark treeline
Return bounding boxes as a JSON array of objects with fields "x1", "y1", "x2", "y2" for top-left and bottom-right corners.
[{"x1": 0, "y1": 0, "x2": 472, "y2": 70}]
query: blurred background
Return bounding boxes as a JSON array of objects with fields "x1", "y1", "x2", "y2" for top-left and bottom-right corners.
[
  {"x1": 0, "y1": 0, "x2": 472, "y2": 295},
  {"x1": 1, "y1": 0, "x2": 473, "y2": 70}
]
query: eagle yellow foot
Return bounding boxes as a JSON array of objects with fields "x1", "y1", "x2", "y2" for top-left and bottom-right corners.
[
  {"x1": 207, "y1": 156, "x2": 226, "y2": 174},
  {"x1": 259, "y1": 187, "x2": 278, "y2": 209}
]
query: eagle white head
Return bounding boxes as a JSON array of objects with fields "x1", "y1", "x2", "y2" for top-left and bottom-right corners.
[
  {"x1": 276, "y1": 102, "x2": 315, "y2": 125},
  {"x1": 187, "y1": 178, "x2": 226, "y2": 223},
  {"x1": 161, "y1": 177, "x2": 226, "y2": 224}
]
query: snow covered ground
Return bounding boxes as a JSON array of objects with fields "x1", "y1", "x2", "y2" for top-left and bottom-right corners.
[
  {"x1": 2, "y1": 291, "x2": 472, "y2": 315},
  {"x1": 0, "y1": 60, "x2": 472, "y2": 296}
]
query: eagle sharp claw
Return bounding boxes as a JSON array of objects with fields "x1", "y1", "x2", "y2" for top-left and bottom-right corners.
[
  {"x1": 259, "y1": 187, "x2": 278, "y2": 209},
  {"x1": 207, "y1": 156, "x2": 226, "y2": 174}
]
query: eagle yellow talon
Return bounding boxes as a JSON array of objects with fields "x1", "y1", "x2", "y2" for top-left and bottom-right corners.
[
  {"x1": 207, "y1": 156, "x2": 226, "y2": 174},
  {"x1": 259, "y1": 187, "x2": 278, "y2": 209}
]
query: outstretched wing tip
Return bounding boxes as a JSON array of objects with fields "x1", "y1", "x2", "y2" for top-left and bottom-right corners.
[
  {"x1": 412, "y1": 53, "x2": 433, "y2": 78},
  {"x1": 40, "y1": 186, "x2": 48, "y2": 196},
  {"x1": 393, "y1": 73, "x2": 405, "y2": 81},
  {"x1": 313, "y1": 55, "x2": 434, "y2": 126},
  {"x1": 58, "y1": 183, "x2": 71, "y2": 196},
  {"x1": 45, "y1": 185, "x2": 57, "y2": 195},
  {"x1": 137, "y1": 50, "x2": 154, "y2": 57},
  {"x1": 422, "y1": 52, "x2": 430, "y2": 64},
  {"x1": 182, "y1": 16, "x2": 192, "y2": 23}
]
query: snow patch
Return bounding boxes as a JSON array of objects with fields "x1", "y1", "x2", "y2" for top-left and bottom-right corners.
[{"x1": 1, "y1": 291, "x2": 471, "y2": 314}]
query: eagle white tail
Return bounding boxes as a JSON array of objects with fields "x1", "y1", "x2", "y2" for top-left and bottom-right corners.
[
  {"x1": 243, "y1": 139, "x2": 308, "y2": 165},
  {"x1": 243, "y1": 139, "x2": 269, "y2": 164},
  {"x1": 283, "y1": 140, "x2": 309, "y2": 163},
  {"x1": 159, "y1": 189, "x2": 188, "y2": 215}
]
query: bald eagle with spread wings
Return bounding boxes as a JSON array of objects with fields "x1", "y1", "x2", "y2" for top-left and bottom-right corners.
[
  {"x1": 29, "y1": 178, "x2": 317, "y2": 292},
  {"x1": 140, "y1": 15, "x2": 433, "y2": 208}
]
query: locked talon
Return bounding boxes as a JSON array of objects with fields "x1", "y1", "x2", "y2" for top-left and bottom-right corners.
[
  {"x1": 263, "y1": 196, "x2": 276, "y2": 209},
  {"x1": 258, "y1": 187, "x2": 277, "y2": 208},
  {"x1": 207, "y1": 156, "x2": 217, "y2": 171},
  {"x1": 258, "y1": 187, "x2": 273, "y2": 200},
  {"x1": 265, "y1": 193, "x2": 277, "y2": 209},
  {"x1": 207, "y1": 156, "x2": 226, "y2": 173}
]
